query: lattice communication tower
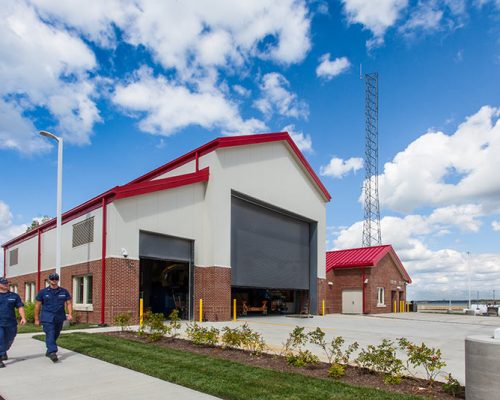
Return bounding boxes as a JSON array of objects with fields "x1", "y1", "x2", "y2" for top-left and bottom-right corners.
[{"x1": 362, "y1": 72, "x2": 382, "y2": 247}]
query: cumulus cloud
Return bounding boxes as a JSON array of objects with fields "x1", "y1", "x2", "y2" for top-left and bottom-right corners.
[
  {"x1": 113, "y1": 68, "x2": 266, "y2": 136},
  {"x1": 0, "y1": 201, "x2": 28, "y2": 272},
  {"x1": 282, "y1": 124, "x2": 312, "y2": 153},
  {"x1": 320, "y1": 156, "x2": 363, "y2": 178},
  {"x1": 492, "y1": 221, "x2": 500, "y2": 231},
  {"x1": 254, "y1": 73, "x2": 309, "y2": 119},
  {"x1": 331, "y1": 203, "x2": 497, "y2": 299},
  {"x1": 377, "y1": 106, "x2": 500, "y2": 212},
  {"x1": 341, "y1": 0, "x2": 408, "y2": 47},
  {"x1": 316, "y1": 54, "x2": 351, "y2": 80},
  {"x1": 0, "y1": 0, "x2": 101, "y2": 151}
]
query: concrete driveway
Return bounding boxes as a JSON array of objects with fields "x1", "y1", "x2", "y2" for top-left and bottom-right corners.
[{"x1": 202, "y1": 312, "x2": 500, "y2": 384}]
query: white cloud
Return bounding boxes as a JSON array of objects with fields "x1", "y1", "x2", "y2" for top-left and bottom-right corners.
[
  {"x1": 254, "y1": 73, "x2": 309, "y2": 119},
  {"x1": 113, "y1": 68, "x2": 266, "y2": 136},
  {"x1": 320, "y1": 157, "x2": 363, "y2": 178},
  {"x1": 0, "y1": 0, "x2": 100, "y2": 151},
  {"x1": 0, "y1": 201, "x2": 27, "y2": 272},
  {"x1": 316, "y1": 54, "x2": 351, "y2": 80},
  {"x1": 492, "y1": 221, "x2": 500, "y2": 231},
  {"x1": 341, "y1": 0, "x2": 408, "y2": 47},
  {"x1": 282, "y1": 124, "x2": 313, "y2": 153},
  {"x1": 331, "y1": 204, "x2": 498, "y2": 300},
  {"x1": 377, "y1": 106, "x2": 500, "y2": 212}
]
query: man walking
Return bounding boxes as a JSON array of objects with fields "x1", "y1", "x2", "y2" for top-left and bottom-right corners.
[
  {"x1": 0, "y1": 277, "x2": 26, "y2": 368},
  {"x1": 35, "y1": 273, "x2": 72, "y2": 362}
]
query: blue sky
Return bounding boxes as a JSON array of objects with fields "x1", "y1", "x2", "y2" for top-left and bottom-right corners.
[{"x1": 1, "y1": 0, "x2": 499, "y2": 300}]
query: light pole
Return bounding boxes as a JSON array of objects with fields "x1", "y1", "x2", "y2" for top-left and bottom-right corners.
[
  {"x1": 467, "y1": 251, "x2": 471, "y2": 310},
  {"x1": 39, "y1": 131, "x2": 63, "y2": 283}
]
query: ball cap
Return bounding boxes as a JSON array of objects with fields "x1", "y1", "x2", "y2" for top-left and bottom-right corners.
[
  {"x1": 0, "y1": 277, "x2": 9, "y2": 285},
  {"x1": 48, "y1": 273, "x2": 60, "y2": 281}
]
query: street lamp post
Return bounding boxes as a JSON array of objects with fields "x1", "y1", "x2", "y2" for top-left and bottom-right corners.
[
  {"x1": 39, "y1": 131, "x2": 63, "y2": 283},
  {"x1": 467, "y1": 251, "x2": 471, "y2": 310}
]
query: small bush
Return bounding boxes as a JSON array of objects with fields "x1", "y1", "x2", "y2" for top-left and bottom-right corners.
[
  {"x1": 16, "y1": 301, "x2": 35, "y2": 323},
  {"x1": 186, "y1": 323, "x2": 219, "y2": 346},
  {"x1": 287, "y1": 350, "x2": 319, "y2": 367},
  {"x1": 308, "y1": 328, "x2": 359, "y2": 366},
  {"x1": 141, "y1": 312, "x2": 171, "y2": 342},
  {"x1": 398, "y1": 338, "x2": 446, "y2": 385},
  {"x1": 281, "y1": 326, "x2": 308, "y2": 356},
  {"x1": 355, "y1": 339, "x2": 403, "y2": 384},
  {"x1": 168, "y1": 309, "x2": 181, "y2": 338},
  {"x1": 221, "y1": 326, "x2": 243, "y2": 348},
  {"x1": 113, "y1": 312, "x2": 132, "y2": 331},
  {"x1": 443, "y1": 373, "x2": 464, "y2": 397},
  {"x1": 221, "y1": 323, "x2": 265, "y2": 355},
  {"x1": 328, "y1": 363, "x2": 345, "y2": 378}
]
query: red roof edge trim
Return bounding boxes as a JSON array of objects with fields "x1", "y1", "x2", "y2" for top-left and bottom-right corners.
[
  {"x1": 387, "y1": 248, "x2": 412, "y2": 283},
  {"x1": 114, "y1": 168, "x2": 209, "y2": 200},
  {"x1": 127, "y1": 132, "x2": 331, "y2": 201}
]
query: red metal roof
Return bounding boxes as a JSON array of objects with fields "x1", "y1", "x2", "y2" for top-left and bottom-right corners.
[
  {"x1": 326, "y1": 245, "x2": 411, "y2": 283},
  {"x1": 2, "y1": 132, "x2": 330, "y2": 249}
]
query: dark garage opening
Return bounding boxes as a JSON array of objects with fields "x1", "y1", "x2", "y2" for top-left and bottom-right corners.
[
  {"x1": 139, "y1": 231, "x2": 194, "y2": 320},
  {"x1": 231, "y1": 287, "x2": 308, "y2": 316},
  {"x1": 140, "y1": 259, "x2": 189, "y2": 318}
]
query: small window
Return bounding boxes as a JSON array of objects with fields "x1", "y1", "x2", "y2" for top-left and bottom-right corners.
[
  {"x1": 377, "y1": 287, "x2": 385, "y2": 306},
  {"x1": 9, "y1": 248, "x2": 18, "y2": 266},
  {"x1": 9, "y1": 284, "x2": 18, "y2": 294},
  {"x1": 44, "y1": 280, "x2": 50, "y2": 288},
  {"x1": 72, "y1": 217, "x2": 94, "y2": 247},
  {"x1": 73, "y1": 275, "x2": 93, "y2": 308},
  {"x1": 25, "y1": 282, "x2": 36, "y2": 302}
]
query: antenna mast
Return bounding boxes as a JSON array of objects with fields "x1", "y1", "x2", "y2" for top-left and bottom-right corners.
[{"x1": 362, "y1": 72, "x2": 382, "y2": 247}]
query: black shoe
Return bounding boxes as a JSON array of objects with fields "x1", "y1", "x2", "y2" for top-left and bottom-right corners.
[
  {"x1": 48, "y1": 352, "x2": 58, "y2": 363},
  {"x1": 0, "y1": 354, "x2": 7, "y2": 361},
  {"x1": 0, "y1": 361, "x2": 5, "y2": 368}
]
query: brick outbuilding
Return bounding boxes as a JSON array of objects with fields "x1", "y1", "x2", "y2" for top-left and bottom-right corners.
[
  {"x1": 3, "y1": 132, "x2": 330, "y2": 324},
  {"x1": 325, "y1": 245, "x2": 411, "y2": 314}
]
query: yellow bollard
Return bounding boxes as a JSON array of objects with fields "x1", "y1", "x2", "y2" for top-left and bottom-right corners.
[
  {"x1": 393, "y1": 300, "x2": 397, "y2": 313},
  {"x1": 199, "y1": 299, "x2": 203, "y2": 322},
  {"x1": 139, "y1": 298, "x2": 144, "y2": 328},
  {"x1": 233, "y1": 299, "x2": 237, "y2": 322},
  {"x1": 322, "y1": 299, "x2": 325, "y2": 316}
]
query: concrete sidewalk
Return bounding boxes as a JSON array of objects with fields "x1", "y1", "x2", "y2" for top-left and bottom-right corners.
[{"x1": 0, "y1": 333, "x2": 219, "y2": 400}]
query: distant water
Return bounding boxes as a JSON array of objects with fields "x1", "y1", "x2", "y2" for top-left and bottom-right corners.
[{"x1": 416, "y1": 300, "x2": 498, "y2": 306}]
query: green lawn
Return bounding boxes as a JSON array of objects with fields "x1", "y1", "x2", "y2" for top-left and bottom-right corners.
[
  {"x1": 18, "y1": 323, "x2": 99, "y2": 334},
  {"x1": 35, "y1": 333, "x2": 423, "y2": 400}
]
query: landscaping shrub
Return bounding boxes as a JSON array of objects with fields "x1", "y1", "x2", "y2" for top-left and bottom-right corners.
[
  {"x1": 113, "y1": 312, "x2": 132, "y2": 332},
  {"x1": 186, "y1": 323, "x2": 219, "y2": 346},
  {"x1": 16, "y1": 301, "x2": 35, "y2": 323},
  {"x1": 287, "y1": 350, "x2": 320, "y2": 367},
  {"x1": 282, "y1": 326, "x2": 319, "y2": 367},
  {"x1": 168, "y1": 309, "x2": 181, "y2": 338},
  {"x1": 327, "y1": 363, "x2": 346, "y2": 378},
  {"x1": 308, "y1": 328, "x2": 359, "y2": 366},
  {"x1": 355, "y1": 339, "x2": 403, "y2": 385},
  {"x1": 221, "y1": 323, "x2": 265, "y2": 354},
  {"x1": 442, "y1": 373, "x2": 464, "y2": 397},
  {"x1": 141, "y1": 312, "x2": 172, "y2": 342},
  {"x1": 398, "y1": 338, "x2": 446, "y2": 385}
]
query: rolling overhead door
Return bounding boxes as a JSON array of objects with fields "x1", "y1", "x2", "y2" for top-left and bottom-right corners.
[
  {"x1": 139, "y1": 231, "x2": 192, "y2": 262},
  {"x1": 231, "y1": 196, "x2": 310, "y2": 289}
]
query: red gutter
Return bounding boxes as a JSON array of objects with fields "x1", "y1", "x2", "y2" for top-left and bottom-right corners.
[
  {"x1": 3, "y1": 247, "x2": 5, "y2": 277},
  {"x1": 100, "y1": 197, "x2": 107, "y2": 325},
  {"x1": 361, "y1": 268, "x2": 366, "y2": 314},
  {"x1": 195, "y1": 151, "x2": 199, "y2": 172},
  {"x1": 37, "y1": 229, "x2": 41, "y2": 291}
]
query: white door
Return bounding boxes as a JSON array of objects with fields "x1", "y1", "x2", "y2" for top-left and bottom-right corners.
[{"x1": 342, "y1": 290, "x2": 363, "y2": 314}]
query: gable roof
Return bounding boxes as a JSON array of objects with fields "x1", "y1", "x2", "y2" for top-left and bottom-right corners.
[
  {"x1": 2, "y1": 132, "x2": 330, "y2": 249},
  {"x1": 326, "y1": 245, "x2": 411, "y2": 283}
]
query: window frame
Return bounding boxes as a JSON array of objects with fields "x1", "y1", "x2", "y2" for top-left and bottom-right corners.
[
  {"x1": 376, "y1": 287, "x2": 385, "y2": 307},
  {"x1": 9, "y1": 284, "x2": 18, "y2": 294},
  {"x1": 72, "y1": 274, "x2": 93, "y2": 311},
  {"x1": 25, "y1": 282, "x2": 36, "y2": 303},
  {"x1": 9, "y1": 248, "x2": 18, "y2": 266}
]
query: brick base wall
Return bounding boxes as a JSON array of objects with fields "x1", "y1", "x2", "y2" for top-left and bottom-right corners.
[
  {"x1": 317, "y1": 278, "x2": 327, "y2": 314},
  {"x1": 194, "y1": 266, "x2": 231, "y2": 321}
]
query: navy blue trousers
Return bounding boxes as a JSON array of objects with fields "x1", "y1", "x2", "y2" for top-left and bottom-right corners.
[
  {"x1": 42, "y1": 321, "x2": 64, "y2": 353},
  {"x1": 0, "y1": 325, "x2": 17, "y2": 356}
]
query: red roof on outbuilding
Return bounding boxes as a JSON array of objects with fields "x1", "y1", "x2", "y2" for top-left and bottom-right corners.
[{"x1": 326, "y1": 245, "x2": 411, "y2": 283}]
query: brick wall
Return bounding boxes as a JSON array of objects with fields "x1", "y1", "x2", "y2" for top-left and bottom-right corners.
[
  {"x1": 6, "y1": 269, "x2": 55, "y2": 302},
  {"x1": 194, "y1": 266, "x2": 231, "y2": 321},
  {"x1": 317, "y1": 278, "x2": 328, "y2": 314}
]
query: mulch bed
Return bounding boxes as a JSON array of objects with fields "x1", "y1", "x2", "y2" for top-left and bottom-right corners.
[{"x1": 106, "y1": 331, "x2": 464, "y2": 399}]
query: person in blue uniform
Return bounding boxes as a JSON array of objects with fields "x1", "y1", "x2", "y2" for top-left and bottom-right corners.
[
  {"x1": 34, "y1": 273, "x2": 72, "y2": 362},
  {"x1": 0, "y1": 277, "x2": 26, "y2": 368}
]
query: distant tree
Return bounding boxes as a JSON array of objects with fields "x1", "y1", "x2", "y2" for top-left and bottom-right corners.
[{"x1": 26, "y1": 215, "x2": 52, "y2": 232}]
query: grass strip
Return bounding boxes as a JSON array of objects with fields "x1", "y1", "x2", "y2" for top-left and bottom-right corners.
[
  {"x1": 34, "y1": 333, "x2": 422, "y2": 400},
  {"x1": 18, "y1": 323, "x2": 99, "y2": 334}
]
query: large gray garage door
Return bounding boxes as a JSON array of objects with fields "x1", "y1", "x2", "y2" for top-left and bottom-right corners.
[
  {"x1": 139, "y1": 231, "x2": 192, "y2": 262},
  {"x1": 231, "y1": 196, "x2": 310, "y2": 289}
]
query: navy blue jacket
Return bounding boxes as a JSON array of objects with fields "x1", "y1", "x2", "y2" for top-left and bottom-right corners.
[
  {"x1": 0, "y1": 291, "x2": 24, "y2": 327},
  {"x1": 36, "y1": 287, "x2": 71, "y2": 323}
]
